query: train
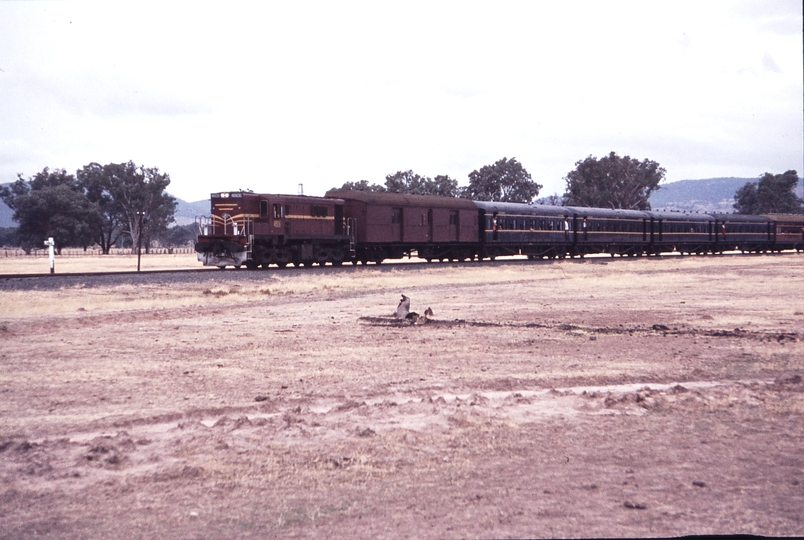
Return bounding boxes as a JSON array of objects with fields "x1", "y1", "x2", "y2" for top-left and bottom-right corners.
[{"x1": 194, "y1": 189, "x2": 804, "y2": 269}]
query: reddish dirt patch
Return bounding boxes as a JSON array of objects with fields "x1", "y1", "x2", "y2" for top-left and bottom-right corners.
[{"x1": 1, "y1": 255, "x2": 803, "y2": 538}]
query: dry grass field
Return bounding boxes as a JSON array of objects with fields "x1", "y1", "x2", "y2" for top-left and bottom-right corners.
[
  {"x1": 0, "y1": 250, "x2": 200, "y2": 275},
  {"x1": 1, "y1": 254, "x2": 803, "y2": 538}
]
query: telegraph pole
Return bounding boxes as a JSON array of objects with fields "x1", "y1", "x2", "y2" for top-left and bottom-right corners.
[{"x1": 136, "y1": 211, "x2": 144, "y2": 272}]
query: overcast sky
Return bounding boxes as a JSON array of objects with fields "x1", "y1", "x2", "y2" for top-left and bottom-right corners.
[{"x1": 1, "y1": 1, "x2": 801, "y2": 202}]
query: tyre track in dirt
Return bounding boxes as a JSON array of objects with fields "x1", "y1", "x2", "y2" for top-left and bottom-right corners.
[{"x1": 3, "y1": 375, "x2": 801, "y2": 498}]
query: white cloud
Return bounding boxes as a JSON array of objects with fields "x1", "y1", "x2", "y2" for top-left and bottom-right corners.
[{"x1": 0, "y1": 1, "x2": 801, "y2": 201}]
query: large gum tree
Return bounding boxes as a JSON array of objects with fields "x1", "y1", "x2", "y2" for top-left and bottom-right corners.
[
  {"x1": 463, "y1": 157, "x2": 541, "y2": 203},
  {"x1": 0, "y1": 168, "x2": 96, "y2": 253},
  {"x1": 563, "y1": 152, "x2": 665, "y2": 210},
  {"x1": 79, "y1": 161, "x2": 177, "y2": 252},
  {"x1": 734, "y1": 170, "x2": 803, "y2": 214}
]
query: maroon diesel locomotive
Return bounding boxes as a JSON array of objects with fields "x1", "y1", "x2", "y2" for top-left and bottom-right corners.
[{"x1": 195, "y1": 191, "x2": 351, "y2": 268}]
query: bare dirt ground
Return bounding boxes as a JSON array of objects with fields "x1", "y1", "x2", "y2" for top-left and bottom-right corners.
[{"x1": 1, "y1": 254, "x2": 803, "y2": 539}]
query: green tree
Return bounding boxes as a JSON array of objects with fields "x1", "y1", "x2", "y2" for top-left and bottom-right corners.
[
  {"x1": 0, "y1": 168, "x2": 96, "y2": 253},
  {"x1": 95, "y1": 162, "x2": 177, "y2": 251},
  {"x1": 563, "y1": 152, "x2": 664, "y2": 210},
  {"x1": 77, "y1": 162, "x2": 126, "y2": 254},
  {"x1": 384, "y1": 171, "x2": 460, "y2": 197},
  {"x1": 533, "y1": 193, "x2": 564, "y2": 206},
  {"x1": 463, "y1": 157, "x2": 541, "y2": 203},
  {"x1": 156, "y1": 224, "x2": 196, "y2": 252},
  {"x1": 0, "y1": 227, "x2": 19, "y2": 248},
  {"x1": 734, "y1": 170, "x2": 802, "y2": 214},
  {"x1": 733, "y1": 182, "x2": 759, "y2": 214},
  {"x1": 335, "y1": 180, "x2": 387, "y2": 192},
  {"x1": 385, "y1": 171, "x2": 426, "y2": 194},
  {"x1": 427, "y1": 175, "x2": 460, "y2": 197}
]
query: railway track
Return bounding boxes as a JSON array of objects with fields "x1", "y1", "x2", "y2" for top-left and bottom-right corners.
[
  {"x1": 0, "y1": 267, "x2": 219, "y2": 280},
  {"x1": 0, "y1": 249, "x2": 800, "y2": 282}
]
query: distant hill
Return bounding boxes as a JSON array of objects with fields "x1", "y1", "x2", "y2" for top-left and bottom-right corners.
[
  {"x1": 649, "y1": 176, "x2": 804, "y2": 213},
  {"x1": 173, "y1": 198, "x2": 210, "y2": 226},
  {"x1": 0, "y1": 186, "x2": 12, "y2": 228}
]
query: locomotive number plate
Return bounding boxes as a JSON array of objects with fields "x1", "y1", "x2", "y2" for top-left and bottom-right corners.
[{"x1": 273, "y1": 220, "x2": 281, "y2": 228}]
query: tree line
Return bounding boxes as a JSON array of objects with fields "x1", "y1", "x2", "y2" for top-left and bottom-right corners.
[
  {"x1": 333, "y1": 153, "x2": 666, "y2": 209},
  {"x1": 0, "y1": 162, "x2": 181, "y2": 254},
  {"x1": 3, "y1": 155, "x2": 799, "y2": 252},
  {"x1": 334, "y1": 153, "x2": 802, "y2": 215}
]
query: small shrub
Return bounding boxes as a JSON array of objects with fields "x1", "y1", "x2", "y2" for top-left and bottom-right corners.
[{"x1": 203, "y1": 289, "x2": 229, "y2": 297}]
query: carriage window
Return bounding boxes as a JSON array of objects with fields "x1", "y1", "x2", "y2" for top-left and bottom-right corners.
[
  {"x1": 391, "y1": 208, "x2": 402, "y2": 224},
  {"x1": 449, "y1": 211, "x2": 458, "y2": 226}
]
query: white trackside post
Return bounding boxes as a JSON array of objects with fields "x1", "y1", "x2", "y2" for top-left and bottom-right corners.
[{"x1": 44, "y1": 237, "x2": 55, "y2": 274}]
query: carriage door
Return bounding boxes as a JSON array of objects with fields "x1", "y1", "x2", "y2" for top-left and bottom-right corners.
[
  {"x1": 429, "y1": 209, "x2": 434, "y2": 242},
  {"x1": 334, "y1": 205, "x2": 344, "y2": 235},
  {"x1": 449, "y1": 210, "x2": 458, "y2": 242},
  {"x1": 391, "y1": 207, "x2": 403, "y2": 242}
]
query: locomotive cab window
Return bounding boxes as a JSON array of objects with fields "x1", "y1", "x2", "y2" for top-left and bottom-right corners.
[
  {"x1": 260, "y1": 200, "x2": 268, "y2": 219},
  {"x1": 273, "y1": 204, "x2": 284, "y2": 219},
  {"x1": 311, "y1": 205, "x2": 328, "y2": 218}
]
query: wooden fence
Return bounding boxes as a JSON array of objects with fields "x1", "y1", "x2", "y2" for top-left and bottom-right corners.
[{"x1": 1, "y1": 247, "x2": 196, "y2": 257}]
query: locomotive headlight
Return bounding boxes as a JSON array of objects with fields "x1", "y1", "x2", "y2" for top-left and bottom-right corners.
[{"x1": 220, "y1": 192, "x2": 230, "y2": 198}]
